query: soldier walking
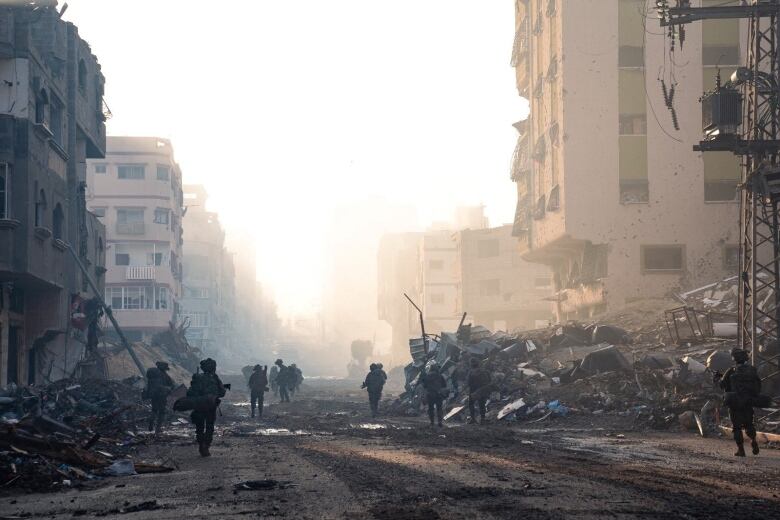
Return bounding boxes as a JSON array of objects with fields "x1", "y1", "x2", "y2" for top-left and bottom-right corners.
[
  {"x1": 467, "y1": 358, "x2": 492, "y2": 424},
  {"x1": 144, "y1": 361, "x2": 175, "y2": 435},
  {"x1": 362, "y1": 363, "x2": 385, "y2": 418},
  {"x1": 714, "y1": 348, "x2": 762, "y2": 457},
  {"x1": 187, "y1": 358, "x2": 226, "y2": 457},
  {"x1": 248, "y1": 365, "x2": 268, "y2": 419},
  {"x1": 419, "y1": 364, "x2": 448, "y2": 427},
  {"x1": 275, "y1": 359, "x2": 291, "y2": 403}
]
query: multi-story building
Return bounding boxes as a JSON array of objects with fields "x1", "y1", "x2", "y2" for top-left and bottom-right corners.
[
  {"x1": 419, "y1": 230, "x2": 462, "y2": 333},
  {"x1": 87, "y1": 136, "x2": 184, "y2": 341},
  {"x1": 180, "y1": 184, "x2": 234, "y2": 358},
  {"x1": 0, "y1": 5, "x2": 107, "y2": 386},
  {"x1": 511, "y1": 0, "x2": 741, "y2": 321},
  {"x1": 455, "y1": 224, "x2": 553, "y2": 331}
]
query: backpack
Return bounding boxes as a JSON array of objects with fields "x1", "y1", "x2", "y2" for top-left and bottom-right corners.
[{"x1": 731, "y1": 364, "x2": 761, "y2": 397}]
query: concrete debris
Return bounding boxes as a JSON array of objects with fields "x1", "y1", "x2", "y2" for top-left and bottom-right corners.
[{"x1": 0, "y1": 378, "x2": 177, "y2": 492}]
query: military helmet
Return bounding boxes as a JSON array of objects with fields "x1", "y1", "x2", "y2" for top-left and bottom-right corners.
[
  {"x1": 377, "y1": 363, "x2": 383, "y2": 369},
  {"x1": 731, "y1": 348, "x2": 749, "y2": 363},
  {"x1": 275, "y1": 358, "x2": 283, "y2": 366},
  {"x1": 369, "y1": 363, "x2": 377, "y2": 371},
  {"x1": 155, "y1": 361, "x2": 170, "y2": 371},
  {"x1": 200, "y1": 358, "x2": 217, "y2": 373},
  {"x1": 254, "y1": 364, "x2": 262, "y2": 371}
]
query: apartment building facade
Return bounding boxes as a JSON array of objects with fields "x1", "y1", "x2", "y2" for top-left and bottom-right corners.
[
  {"x1": 455, "y1": 224, "x2": 553, "y2": 331},
  {"x1": 0, "y1": 6, "x2": 107, "y2": 386},
  {"x1": 180, "y1": 184, "x2": 233, "y2": 357},
  {"x1": 511, "y1": 0, "x2": 741, "y2": 321},
  {"x1": 87, "y1": 137, "x2": 184, "y2": 341}
]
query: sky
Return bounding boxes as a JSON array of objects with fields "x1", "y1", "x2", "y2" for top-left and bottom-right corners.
[{"x1": 63, "y1": 0, "x2": 528, "y2": 316}]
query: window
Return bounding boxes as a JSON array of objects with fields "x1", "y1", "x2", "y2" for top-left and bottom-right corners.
[
  {"x1": 78, "y1": 59, "x2": 87, "y2": 92},
  {"x1": 106, "y1": 287, "x2": 123, "y2": 309},
  {"x1": 156, "y1": 165, "x2": 170, "y2": 181},
  {"x1": 619, "y1": 65, "x2": 648, "y2": 203},
  {"x1": 35, "y1": 189, "x2": 47, "y2": 227},
  {"x1": 184, "y1": 312, "x2": 209, "y2": 327},
  {"x1": 52, "y1": 203, "x2": 64, "y2": 240},
  {"x1": 704, "y1": 152, "x2": 739, "y2": 201},
  {"x1": 123, "y1": 286, "x2": 150, "y2": 310},
  {"x1": 428, "y1": 259, "x2": 444, "y2": 270},
  {"x1": 702, "y1": 1, "x2": 740, "y2": 66},
  {"x1": 724, "y1": 245, "x2": 740, "y2": 271},
  {"x1": 185, "y1": 287, "x2": 210, "y2": 299},
  {"x1": 430, "y1": 293, "x2": 445, "y2": 305},
  {"x1": 117, "y1": 164, "x2": 145, "y2": 180},
  {"x1": 94, "y1": 164, "x2": 107, "y2": 174},
  {"x1": 154, "y1": 208, "x2": 169, "y2": 224},
  {"x1": 35, "y1": 88, "x2": 49, "y2": 127},
  {"x1": 641, "y1": 245, "x2": 684, "y2": 272},
  {"x1": 116, "y1": 208, "x2": 144, "y2": 234},
  {"x1": 91, "y1": 207, "x2": 106, "y2": 218},
  {"x1": 618, "y1": 0, "x2": 645, "y2": 67},
  {"x1": 477, "y1": 239, "x2": 500, "y2": 258},
  {"x1": 0, "y1": 163, "x2": 7, "y2": 219},
  {"x1": 479, "y1": 279, "x2": 500, "y2": 296},
  {"x1": 50, "y1": 96, "x2": 64, "y2": 146},
  {"x1": 155, "y1": 286, "x2": 169, "y2": 310},
  {"x1": 146, "y1": 252, "x2": 163, "y2": 266},
  {"x1": 115, "y1": 253, "x2": 130, "y2": 266}
]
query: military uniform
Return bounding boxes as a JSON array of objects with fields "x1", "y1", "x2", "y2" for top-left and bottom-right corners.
[
  {"x1": 717, "y1": 349, "x2": 762, "y2": 457},
  {"x1": 420, "y1": 368, "x2": 448, "y2": 427},
  {"x1": 187, "y1": 358, "x2": 226, "y2": 457},
  {"x1": 145, "y1": 362, "x2": 174, "y2": 435},
  {"x1": 363, "y1": 364, "x2": 385, "y2": 417},
  {"x1": 275, "y1": 360, "x2": 291, "y2": 402},
  {"x1": 467, "y1": 363, "x2": 491, "y2": 424},
  {"x1": 248, "y1": 365, "x2": 268, "y2": 418}
]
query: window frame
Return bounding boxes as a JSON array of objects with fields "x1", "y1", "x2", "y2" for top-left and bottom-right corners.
[
  {"x1": 94, "y1": 163, "x2": 107, "y2": 174},
  {"x1": 640, "y1": 245, "x2": 686, "y2": 274},
  {"x1": 117, "y1": 164, "x2": 146, "y2": 180},
  {"x1": 156, "y1": 165, "x2": 170, "y2": 181},
  {"x1": 153, "y1": 208, "x2": 170, "y2": 225}
]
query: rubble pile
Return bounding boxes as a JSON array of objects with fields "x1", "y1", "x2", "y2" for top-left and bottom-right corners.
[
  {"x1": 391, "y1": 292, "x2": 760, "y2": 433},
  {"x1": 0, "y1": 378, "x2": 175, "y2": 492}
]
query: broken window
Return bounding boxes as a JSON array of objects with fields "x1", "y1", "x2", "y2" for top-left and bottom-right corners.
[
  {"x1": 581, "y1": 243, "x2": 608, "y2": 281},
  {"x1": 117, "y1": 164, "x2": 145, "y2": 180},
  {"x1": 35, "y1": 189, "x2": 47, "y2": 227},
  {"x1": 0, "y1": 164, "x2": 9, "y2": 219},
  {"x1": 156, "y1": 165, "x2": 170, "y2": 181},
  {"x1": 641, "y1": 245, "x2": 684, "y2": 272},
  {"x1": 78, "y1": 59, "x2": 87, "y2": 92},
  {"x1": 703, "y1": 152, "x2": 739, "y2": 202},
  {"x1": 479, "y1": 279, "x2": 500, "y2": 297},
  {"x1": 477, "y1": 239, "x2": 500, "y2": 258},
  {"x1": 52, "y1": 203, "x2": 64, "y2": 240},
  {"x1": 35, "y1": 88, "x2": 49, "y2": 127},
  {"x1": 154, "y1": 208, "x2": 169, "y2": 224},
  {"x1": 50, "y1": 96, "x2": 64, "y2": 146}
]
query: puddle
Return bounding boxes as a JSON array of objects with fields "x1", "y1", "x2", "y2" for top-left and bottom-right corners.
[{"x1": 255, "y1": 428, "x2": 312, "y2": 436}]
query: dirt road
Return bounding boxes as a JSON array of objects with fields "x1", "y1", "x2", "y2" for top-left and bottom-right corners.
[{"x1": 3, "y1": 382, "x2": 780, "y2": 519}]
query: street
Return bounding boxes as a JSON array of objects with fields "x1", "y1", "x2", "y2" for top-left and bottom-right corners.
[{"x1": 2, "y1": 381, "x2": 780, "y2": 519}]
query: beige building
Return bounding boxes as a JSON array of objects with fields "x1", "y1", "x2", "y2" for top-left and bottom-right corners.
[
  {"x1": 455, "y1": 224, "x2": 553, "y2": 331},
  {"x1": 511, "y1": 0, "x2": 741, "y2": 321},
  {"x1": 87, "y1": 137, "x2": 184, "y2": 341}
]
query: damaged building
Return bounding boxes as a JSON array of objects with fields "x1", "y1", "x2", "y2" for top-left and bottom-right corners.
[
  {"x1": 0, "y1": 5, "x2": 107, "y2": 386},
  {"x1": 86, "y1": 137, "x2": 184, "y2": 342},
  {"x1": 510, "y1": 0, "x2": 742, "y2": 322}
]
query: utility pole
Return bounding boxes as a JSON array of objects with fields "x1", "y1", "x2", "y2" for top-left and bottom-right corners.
[{"x1": 657, "y1": 1, "x2": 780, "y2": 388}]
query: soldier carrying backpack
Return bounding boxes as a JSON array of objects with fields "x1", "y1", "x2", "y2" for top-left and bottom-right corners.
[
  {"x1": 144, "y1": 361, "x2": 175, "y2": 435},
  {"x1": 714, "y1": 348, "x2": 765, "y2": 457}
]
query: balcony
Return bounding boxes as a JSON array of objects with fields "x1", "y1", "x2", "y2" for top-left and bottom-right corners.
[
  {"x1": 126, "y1": 266, "x2": 155, "y2": 280},
  {"x1": 510, "y1": 134, "x2": 531, "y2": 181},
  {"x1": 116, "y1": 221, "x2": 145, "y2": 235}
]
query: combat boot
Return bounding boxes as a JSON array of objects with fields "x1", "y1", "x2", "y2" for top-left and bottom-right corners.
[
  {"x1": 735, "y1": 444, "x2": 746, "y2": 457},
  {"x1": 752, "y1": 439, "x2": 760, "y2": 455},
  {"x1": 199, "y1": 441, "x2": 210, "y2": 457}
]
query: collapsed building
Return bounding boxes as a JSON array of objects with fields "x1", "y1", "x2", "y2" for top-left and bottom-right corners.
[
  {"x1": 511, "y1": 0, "x2": 741, "y2": 322},
  {"x1": 0, "y1": 4, "x2": 107, "y2": 386}
]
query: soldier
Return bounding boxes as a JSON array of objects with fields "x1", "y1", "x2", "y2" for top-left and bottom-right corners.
[
  {"x1": 248, "y1": 365, "x2": 269, "y2": 419},
  {"x1": 289, "y1": 363, "x2": 303, "y2": 396},
  {"x1": 714, "y1": 348, "x2": 762, "y2": 457},
  {"x1": 467, "y1": 357, "x2": 491, "y2": 424},
  {"x1": 275, "y1": 359, "x2": 291, "y2": 403},
  {"x1": 187, "y1": 358, "x2": 226, "y2": 457},
  {"x1": 419, "y1": 364, "x2": 448, "y2": 427},
  {"x1": 144, "y1": 361, "x2": 175, "y2": 435},
  {"x1": 269, "y1": 363, "x2": 280, "y2": 396},
  {"x1": 362, "y1": 363, "x2": 385, "y2": 418}
]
